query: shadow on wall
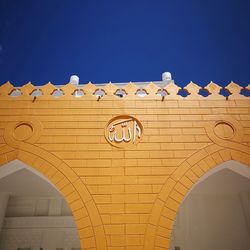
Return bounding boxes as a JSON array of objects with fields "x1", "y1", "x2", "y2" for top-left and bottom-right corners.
[{"x1": 171, "y1": 161, "x2": 250, "y2": 250}]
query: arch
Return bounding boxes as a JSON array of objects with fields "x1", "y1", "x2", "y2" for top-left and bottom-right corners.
[
  {"x1": 144, "y1": 144, "x2": 250, "y2": 250},
  {"x1": 0, "y1": 144, "x2": 107, "y2": 250}
]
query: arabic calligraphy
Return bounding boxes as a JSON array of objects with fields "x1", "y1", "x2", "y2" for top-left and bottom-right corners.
[{"x1": 105, "y1": 116, "x2": 143, "y2": 147}]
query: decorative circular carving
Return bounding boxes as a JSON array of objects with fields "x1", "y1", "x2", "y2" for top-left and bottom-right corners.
[
  {"x1": 4, "y1": 117, "x2": 43, "y2": 148},
  {"x1": 13, "y1": 123, "x2": 33, "y2": 141},
  {"x1": 205, "y1": 116, "x2": 244, "y2": 145},
  {"x1": 105, "y1": 115, "x2": 143, "y2": 148},
  {"x1": 214, "y1": 121, "x2": 234, "y2": 139}
]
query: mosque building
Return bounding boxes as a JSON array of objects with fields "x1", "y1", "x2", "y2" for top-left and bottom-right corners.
[{"x1": 0, "y1": 73, "x2": 249, "y2": 250}]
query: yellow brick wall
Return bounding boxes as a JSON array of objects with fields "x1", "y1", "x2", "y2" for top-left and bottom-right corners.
[{"x1": 0, "y1": 81, "x2": 250, "y2": 250}]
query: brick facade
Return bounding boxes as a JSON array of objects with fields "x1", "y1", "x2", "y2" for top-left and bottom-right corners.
[{"x1": 0, "y1": 81, "x2": 249, "y2": 249}]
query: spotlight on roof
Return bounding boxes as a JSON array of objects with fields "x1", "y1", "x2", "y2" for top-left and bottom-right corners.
[
  {"x1": 162, "y1": 72, "x2": 172, "y2": 81},
  {"x1": 70, "y1": 75, "x2": 79, "y2": 85}
]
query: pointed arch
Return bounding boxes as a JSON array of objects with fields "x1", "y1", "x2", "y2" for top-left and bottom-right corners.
[
  {"x1": 0, "y1": 144, "x2": 107, "y2": 250},
  {"x1": 144, "y1": 144, "x2": 250, "y2": 250}
]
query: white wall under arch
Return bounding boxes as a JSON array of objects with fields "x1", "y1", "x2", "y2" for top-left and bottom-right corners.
[
  {"x1": 171, "y1": 160, "x2": 250, "y2": 250},
  {"x1": 0, "y1": 159, "x2": 81, "y2": 250}
]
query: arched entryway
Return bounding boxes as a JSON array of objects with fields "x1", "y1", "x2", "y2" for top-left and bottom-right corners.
[
  {"x1": 0, "y1": 145, "x2": 107, "y2": 250},
  {"x1": 144, "y1": 146, "x2": 250, "y2": 250},
  {"x1": 170, "y1": 160, "x2": 250, "y2": 250},
  {"x1": 0, "y1": 159, "x2": 81, "y2": 249}
]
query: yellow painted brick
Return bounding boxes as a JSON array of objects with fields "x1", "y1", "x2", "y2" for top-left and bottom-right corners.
[
  {"x1": 159, "y1": 216, "x2": 174, "y2": 229},
  {"x1": 125, "y1": 204, "x2": 152, "y2": 213},
  {"x1": 191, "y1": 165, "x2": 204, "y2": 178},
  {"x1": 186, "y1": 169, "x2": 199, "y2": 183},
  {"x1": 148, "y1": 135, "x2": 172, "y2": 143},
  {"x1": 149, "y1": 198, "x2": 164, "y2": 225},
  {"x1": 157, "y1": 226, "x2": 171, "y2": 238},
  {"x1": 150, "y1": 151, "x2": 174, "y2": 159},
  {"x1": 73, "y1": 167, "x2": 99, "y2": 176},
  {"x1": 126, "y1": 224, "x2": 146, "y2": 234},
  {"x1": 76, "y1": 216, "x2": 92, "y2": 229},
  {"x1": 100, "y1": 167, "x2": 124, "y2": 176},
  {"x1": 112, "y1": 176, "x2": 138, "y2": 185},
  {"x1": 182, "y1": 128, "x2": 206, "y2": 134},
  {"x1": 70, "y1": 199, "x2": 84, "y2": 211},
  {"x1": 82, "y1": 236, "x2": 96, "y2": 248},
  {"x1": 219, "y1": 149, "x2": 232, "y2": 162},
  {"x1": 137, "y1": 159, "x2": 162, "y2": 166},
  {"x1": 72, "y1": 208, "x2": 88, "y2": 220},
  {"x1": 126, "y1": 235, "x2": 141, "y2": 245},
  {"x1": 169, "y1": 189, "x2": 184, "y2": 203},
  {"x1": 204, "y1": 155, "x2": 217, "y2": 169},
  {"x1": 78, "y1": 226, "x2": 94, "y2": 238},
  {"x1": 125, "y1": 151, "x2": 150, "y2": 159},
  {"x1": 97, "y1": 204, "x2": 124, "y2": 214},
  {"x1": 60, "y1": 183, "x2": 75, "y2": 196},
  {"x1": 140, "y1": 214, "x2": 149, "y2": 223},
  {"x1": 125, "y1": 185, "x2": 152, "y2": 194},
  {"x1": 105, "y1": 225, "x2": 125, "y2": 235},
  {"x1": 66, "y1": 191, "x2": 80, "y2": 204},
  {"x1": 126, "y1": 247, "x2": 143, "y2": 250},
  {"x1": 138, "y1": 176, "x2": 167, "y2": 184},
  {"x1": 165, "y1": 197, "x2": 179, "y2": 212},
  {"x1": 155, "y1": 236, "x2": 170, "y2": 248},
  {"x1": 97, "y1": 185, "x2": 124, "y2": 194},
  {"x1": 197, "y1": 159, "x2": 210, "y2": 173},
  {"x1": 101, "y1": 214, "x2": 111, "y2": 224},
  {"x1": 159, "y1": 128, "x2": 182, "y2": 135},
  {"x1": 174, "y1": 182, "x2": 188, "y2": 196},
  {"x1": 56, "y1": 177, "x2": 70, "y2": 190},
  {"x1": 151, "y1": 167, "x2": 176, "y2": 175},
  {"x1": 82, "y1": 176, "x2": 112, "y2": 185},
  {"x1": 211, "y1": 151, "x2": 224, "y2": 164},
  {"x1": 158, "y1": 178, "x2": 176, "y2": 201},
  {"x1": 93, "y1": 194, "x2": 111, "y2": 204},
  {"x1": 125, "y1": 167, "x2": 152, "y2": 175},
  {"x1": 152, "y1": 184, "x2": 163, "y2": 193},
  {"x1": 110, "y1": 235, "x2": 125, "y2": 246},
  {"x1": 162, "y1": 206, "x2": 176, "y2": 220},
  {"x1": 187, "y1": 149, "x2": 207, "y2": 166},
  {"x1": 111, "y1": 214, "x2": 140, "y2": 224},
  {"x1": 172, "y1": 161, "x2": 190, "y2": 181},
  {"x1": 180, "y1": 176, "x2": 193, "y2": 189},
  {"x1": 100, "y1": 151, "x2": 124, "y2": 159},
  {"x1": 139, "y1": 193, "x2": 157, "y2": 203}
]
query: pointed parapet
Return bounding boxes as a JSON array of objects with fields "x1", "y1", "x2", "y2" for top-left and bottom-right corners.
[
  {"x1": 82, "y1": 82, "x2": 97, "y2": 95},
  {"x1": 20, "y1": 82, "x2": 35, "y2": 96},
  {"x1": 164, "y1": 82, "x2": 181, "y2": 99},
  {"x1": 0, "y1": 81, "x2": 14, "y2": 96},
  {"x1": 123, "y1": 82, "x2": 138, "y2": 96},
  {"x1": 226, "y1": 81, "x2": 242, "y2": 94},
  {"x1": 104, "y1": 82, "x2": 118, "y2": 95},
  {"x1": 61, "y1": 83, "x2": 77, "y2": 97},
  {"x1": 225, "y1": 81, "x2": 244, "y2": 99},
  {"x1": 40, "y1": 82, "x2": 56, "y2": 96},
  {"x1": 205, "y1": 81, "x2": 224, "y2": 99},
  {"x1": 144, "y1": 82, "x2": 160, "y2": 97},
  {"x1": 184, "y1": 81, "x2": 202, "y2": 99},
  {"x1": 184, "y1": 82, "x2": 200, "y2": 94}
]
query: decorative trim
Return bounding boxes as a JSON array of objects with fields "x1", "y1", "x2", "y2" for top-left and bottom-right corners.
[{"x1": 0, "y1": 81, "x2": 249, "y2": 100}]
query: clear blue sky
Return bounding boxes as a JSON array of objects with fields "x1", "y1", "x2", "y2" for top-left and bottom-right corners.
[{"x1": 0, "y1": 0, "x2": 250, "y2": 87}]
